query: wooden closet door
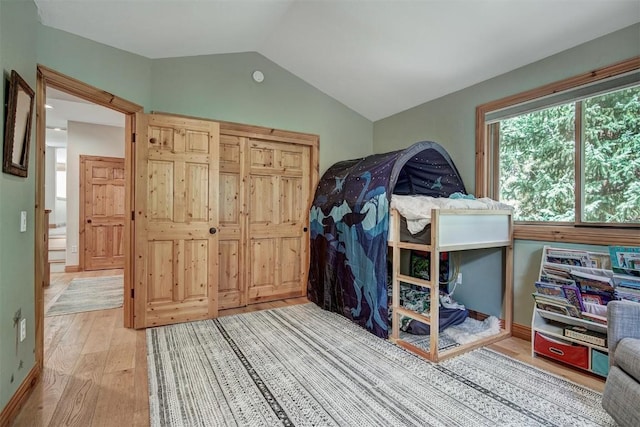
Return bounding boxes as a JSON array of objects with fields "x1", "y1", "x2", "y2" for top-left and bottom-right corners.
[
  {"x1": 218, "y1": 134, "x2": 246, "y2": 309},
  {"x1": 134, "y1": 114, "x2": 219, "y2": 328},
  {"x1": 247, "y1": 139, "x2": 310, "y2": 303}
]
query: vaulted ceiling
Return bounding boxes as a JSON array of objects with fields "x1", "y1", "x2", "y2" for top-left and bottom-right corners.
[{"x1": 35, "y1": 0, "x2": 640, "y2": 121}]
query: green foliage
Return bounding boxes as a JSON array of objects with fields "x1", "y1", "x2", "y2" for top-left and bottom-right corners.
[{"x1": 498, "y1": 85, "x2": 639, "y2": 224}]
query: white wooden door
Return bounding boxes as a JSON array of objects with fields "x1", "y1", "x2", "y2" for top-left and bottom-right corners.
[{"x1": 134, "y1": 114, "x2": 219, "y2": 328}]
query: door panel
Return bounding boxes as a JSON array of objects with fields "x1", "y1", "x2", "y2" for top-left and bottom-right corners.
[
  {"x1": 82, "y1": 156, "x2": 126, "y2": 270},
  {"x1": 217, "y1": 134, "x2": 245, "y2": 309},
  {"x1": 247, "y1": 139, "x2": 311, "y2": 303},
  {"x1": 134, "y1": 114, "x2": 219, "y2": 328}
]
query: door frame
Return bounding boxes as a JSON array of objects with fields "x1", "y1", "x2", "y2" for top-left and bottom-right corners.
[
  {"x1": 35, "y1": 65, "x2": 143, "y2": 369},
  {"x1": 79, "y1": 155, "x2": 126, "y2": 271}
]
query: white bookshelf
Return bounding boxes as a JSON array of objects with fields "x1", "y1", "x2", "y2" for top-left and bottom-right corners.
[{"x1": 531, "y1": 246, "x2": 611, "y2": 377}]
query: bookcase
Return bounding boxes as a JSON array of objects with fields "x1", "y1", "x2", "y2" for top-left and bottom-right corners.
[{"x1": 531, "y1": 246, "x2": 614, "y2": 377}]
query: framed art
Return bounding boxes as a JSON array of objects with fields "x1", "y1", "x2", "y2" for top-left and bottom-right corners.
[{"x1": 3, "y1": 70, "x2": 35, "y2": 177}]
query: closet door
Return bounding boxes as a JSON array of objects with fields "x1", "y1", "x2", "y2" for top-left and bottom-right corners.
[
  {"x1": 218, "y1": 134, "x2": 246, "y2": 309},
  {"x1": 134, "y1": 114, "x2": 219, "y2": 328},
  {"x1": 247, "y1": 139, "x2": 310, "y2": 303}
]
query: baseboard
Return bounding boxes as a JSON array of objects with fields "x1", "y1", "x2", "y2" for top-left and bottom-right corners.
[
  {"x1": 64, "y1": 265, "x2": 81, "y2": 272},
  {"x1": 512, "y1": 322, "x2": 532, "y2": 341},
  {"x1": 0, "y1": 365, "x2": 40, "y2": 427}
]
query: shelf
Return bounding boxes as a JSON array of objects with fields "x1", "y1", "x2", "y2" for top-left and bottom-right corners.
[
  {"x1": 536, "y1": 309, "x2": 607, "y2": 334},
  {"x1": 532, "y1": 310, "x2": 607, "y2": 352},
  {"x1": 531, "y1": 246, "x2": 612, "y2": 378}
]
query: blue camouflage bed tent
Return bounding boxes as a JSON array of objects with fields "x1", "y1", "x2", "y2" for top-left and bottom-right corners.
[{"x1": 308, "y1": 141, "x2": 467, "y2": 338}]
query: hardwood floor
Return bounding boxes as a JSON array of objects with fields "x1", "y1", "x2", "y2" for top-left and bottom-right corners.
[{"x1": 12, "y1": 271, "x2": 605, "y2": 426}]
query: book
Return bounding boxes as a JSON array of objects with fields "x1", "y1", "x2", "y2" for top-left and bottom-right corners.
[
  {"x1": 613, "y1": 273, "x2": 640, "y2": 290},
  {"x1": 580, "y1": 311, "x2": 608, "y2": 325},
  {"x1": 534, "y1": 281, "x2": 584, "y2": 311},
  {"x1": 563, "y1": 325, "x2": 607, "y2": 347},
  {"x1": 581, "y1": 289, "x2": 613, "y2": 306},
  {"x1": 569, "y1": 269, "x2": 614, "y2": 293},
  {"x1": 532, "y1": 293, "x2": 582, "y2": 318},
  {"x1": 609, "y1": 246, "x2": 640, "y2": 277},
  {"x1": 539, "y1": 274, "x2": 576, "y2": 287}
]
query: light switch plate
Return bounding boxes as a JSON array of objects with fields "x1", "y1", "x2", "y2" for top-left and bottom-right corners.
[
  {"x1": 19, "y1": 318, "x2": 26, "y2": 342},
  {"x1": 20, "y1": 211, "x2": 27, "y2": 232}
]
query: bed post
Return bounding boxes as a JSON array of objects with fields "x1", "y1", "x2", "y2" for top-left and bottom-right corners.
[{"x1": 390, "y1": 209, "x2": 401, "y2": 341}]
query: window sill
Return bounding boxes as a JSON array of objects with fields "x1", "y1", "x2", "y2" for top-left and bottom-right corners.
[{"x1": 514, "y1": 224, "x2": 640, "y2": 246}]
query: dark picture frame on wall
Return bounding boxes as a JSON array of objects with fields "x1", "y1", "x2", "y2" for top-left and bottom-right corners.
[{"x1": 3, "y1": 70, "x2": 35, "y2": 177}]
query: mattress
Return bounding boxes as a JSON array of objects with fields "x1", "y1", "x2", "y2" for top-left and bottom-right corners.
[{"x1": 390, "y1": 194, "x2": 513, "y2": 234}]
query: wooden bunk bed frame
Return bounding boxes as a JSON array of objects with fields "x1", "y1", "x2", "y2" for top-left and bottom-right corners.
[{"x1": 389, "y1": 208, "x2": 514, "y2": 362}]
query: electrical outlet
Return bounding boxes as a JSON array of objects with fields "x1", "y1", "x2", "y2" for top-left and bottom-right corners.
[
  {"x1": 456, "y1": 273, "x2": 463, "y2": 285},
  {"x1": 20, "y1": 211, "x2": 27, "y2": 232},
  {"x1": 71, "y1": 245, "x2": 78, "y2": 253},
  {"x1": 19, "y1": 318, "x2": 26, "y2": 342}
]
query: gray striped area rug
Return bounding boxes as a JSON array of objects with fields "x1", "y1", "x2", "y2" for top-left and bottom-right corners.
[
  {"x1": 46, "y1": 275, "x2": 123, "y2": 316},
  {"x1": 147, "y1": 303, "x2": 613, "y2": 427}
]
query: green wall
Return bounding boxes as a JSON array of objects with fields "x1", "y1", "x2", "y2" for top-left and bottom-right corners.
[
  {"x1": 2, "y1": 12, "x2": 373, "y2": 413},
  {"x1": 0, "y1": 0, "x2": 38, "y2": 411},
  {"x1": 150, "y1": 52, "x2": 372, "y2": 172},
  {"x1": 36, "y1": 28, "x2": 374, "y2": 173},
  {"x1": 374, "y1": 23, "x2": 640, "y2": 195},
  {"x1": 374, "y1": 23, "x2": 640, "y2": 325},
  {"x1": 36, "y1": 25, "x2": 153, "y2": 108}
]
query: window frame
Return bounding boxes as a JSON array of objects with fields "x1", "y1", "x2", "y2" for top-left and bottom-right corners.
[{"x1": 475, "y1": 57, "x2": 640, "y2": 246}]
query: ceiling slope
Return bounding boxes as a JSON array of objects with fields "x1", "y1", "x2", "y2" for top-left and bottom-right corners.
[{"x1": 35, "y1": 0, "x2": 640, "y2": 121}]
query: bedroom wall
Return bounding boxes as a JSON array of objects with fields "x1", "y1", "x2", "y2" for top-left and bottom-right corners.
[
  {"x1": 150, "y1": 52, "x2": 373, "y2": 173},
  {"x1": 36, "y1": 26, "x2": 374, "y2": 175},
  {"x1": 36, "y1": 25, "x2": 153, "y2": 109},
  {"x1": 65, "y1": 122, "x2": 125, "y2": 268},
  {"x1": 373, "y1": 23, "x2": 640, "y2": 326},
  {"x1": 0, "y1": 0, "x2": 38, "y2": 412}
]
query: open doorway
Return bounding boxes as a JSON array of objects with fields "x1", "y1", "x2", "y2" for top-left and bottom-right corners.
[
  {"x1": 35, "y1": 65, "x2": 143, "y2": 370},
  {"x1": 42, "y1": 89, "x2": 127, "y2": 322},
  {"x1": 44, "y1": 88, "x2": 126, "y2": 275}
]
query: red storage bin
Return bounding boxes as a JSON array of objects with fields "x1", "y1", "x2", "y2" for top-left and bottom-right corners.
[{"x1": 534, "y1": 332, "x2": 589, "y2": 369}]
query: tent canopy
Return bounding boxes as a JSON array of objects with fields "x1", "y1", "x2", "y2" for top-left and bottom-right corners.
[{"x1": 308, "y1": 141, "x2": 466, "y2": 337}]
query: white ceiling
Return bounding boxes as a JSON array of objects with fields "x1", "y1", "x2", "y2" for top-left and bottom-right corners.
[
  {"x1": 35, "y1": 0, "x2": 640, "y2": 121},
  {"x1": 45, "y1": 88, "x2": 125, "y2": 146}
]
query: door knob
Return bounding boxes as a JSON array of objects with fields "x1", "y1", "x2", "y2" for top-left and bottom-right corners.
[
  {"x1": 209, "y1": 227, "x2": 217, "y2": 235},
  {"x1": 87, "y1": 219, "x2": 92, "y2": 223}
]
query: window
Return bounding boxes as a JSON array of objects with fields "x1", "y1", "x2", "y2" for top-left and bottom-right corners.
[{"x1": 476, "y1": 57, "x2": 640, "y2": 245}]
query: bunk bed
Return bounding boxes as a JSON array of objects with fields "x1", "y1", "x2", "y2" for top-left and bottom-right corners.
[
  {"x1": 308, "y1": 140, "x2": 514, "y2": 362},
  {"x1": 388, "y1": 197, "x2": 513, "y2": 362}
]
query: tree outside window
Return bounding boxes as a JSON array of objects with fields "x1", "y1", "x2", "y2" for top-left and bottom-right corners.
[{"x1": 496, "y1": 85, "x2": 639, "y2": 225}]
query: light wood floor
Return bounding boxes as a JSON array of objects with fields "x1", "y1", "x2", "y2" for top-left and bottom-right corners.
[{"x1": 12, "y1": 270, "x2": 605, "y2": 426}]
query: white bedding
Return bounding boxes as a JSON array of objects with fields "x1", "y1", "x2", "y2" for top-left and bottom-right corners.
[{"x1": 390, "y1": 194, "x2": 513, "y2": 234}]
